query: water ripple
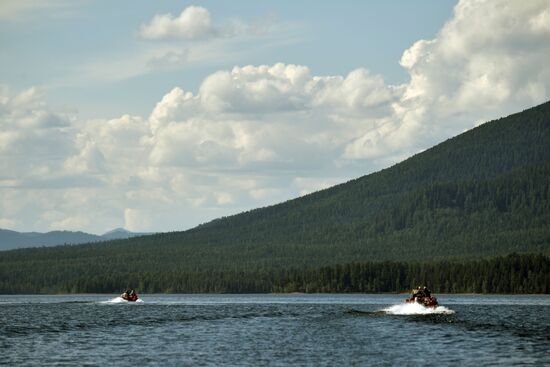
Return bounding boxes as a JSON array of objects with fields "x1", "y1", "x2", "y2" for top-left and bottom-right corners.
[{"x1": 0, "y1": 294, "x2": 548, "y2": 366}]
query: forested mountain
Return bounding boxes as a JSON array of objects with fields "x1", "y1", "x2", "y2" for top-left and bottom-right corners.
[
  {"x1": 1, "y1": 101, "x2": 550, "y2": 293},
  {"x1": 0, "y1": 228, "x2": 149, "y2": 251}
]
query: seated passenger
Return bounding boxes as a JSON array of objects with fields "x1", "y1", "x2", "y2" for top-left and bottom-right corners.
[{"x1": 423, "y1": 286, "x2": 431, "y2": 297}]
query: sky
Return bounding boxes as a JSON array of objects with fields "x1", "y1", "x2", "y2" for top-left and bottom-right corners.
[{"x1": 1, "y1": 0, "x2": 549, "y2": 234}]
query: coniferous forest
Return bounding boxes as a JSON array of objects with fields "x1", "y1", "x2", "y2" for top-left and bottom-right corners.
[
  {"x1": 1, "y1": 101, "x2": 550, "y2": 294},
  {"x1": 0, "y1": 253, "x2": 547, "y2": 294}
]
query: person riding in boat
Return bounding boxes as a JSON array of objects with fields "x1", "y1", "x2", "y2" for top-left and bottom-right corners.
[
  {"x1": 126, "y1": 289, "x2": 138, "y2": 301},
  {"x1": 423, "y1": 286, "x2": 431, "y2": 298},
  {"x1": 410, "y1": 286, "x2": 432, "y2": 301},
  {"x1": 121, "y1": 289, "x2": 136, "y2": 301},
  {"x1": 407, "y1": 285, "x2": 438, "y2": 307},
  {"x1": 411, "y1": 286, "x2": 422, "y2": 299}
]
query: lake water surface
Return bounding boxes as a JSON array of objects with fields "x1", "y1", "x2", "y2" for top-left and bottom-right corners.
[{"x1": 1, "y1": 294, "x2": 548, "y2": 366}]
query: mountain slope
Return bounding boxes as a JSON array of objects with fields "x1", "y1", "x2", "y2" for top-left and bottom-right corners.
[
  {"x1": 1, "y1": 101, "x2": 550, "y2": 293},
  {"x1": 157, "y1": 100, "x2": 550, "y2": 264}
]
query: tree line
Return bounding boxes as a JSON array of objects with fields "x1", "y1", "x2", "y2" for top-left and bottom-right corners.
[{"x1": 0, "y1": 253, "x2": 547, "y2": 294}]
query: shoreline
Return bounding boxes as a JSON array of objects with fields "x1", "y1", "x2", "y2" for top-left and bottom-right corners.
[{"x1": 1, "y1": 292, "x2": 549, "y2": 296}]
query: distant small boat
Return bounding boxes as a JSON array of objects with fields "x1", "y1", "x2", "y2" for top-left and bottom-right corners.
[
  {"x1": 120, "y1": 290, "x2": 139, "y2": 302},
  {"x1": 405, "y1": 286, "x2": 438, "y2": 308}
]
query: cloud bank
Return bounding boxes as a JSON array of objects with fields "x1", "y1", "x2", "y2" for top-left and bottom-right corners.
[{"x1": 2, "y1": 0, "x2": 550, "y2": 233}]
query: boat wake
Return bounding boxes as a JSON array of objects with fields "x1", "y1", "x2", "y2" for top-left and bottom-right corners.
[
  {"x1": 100, "y1": 297, "x2": 144, "y2": 304},
  {"x1": 383, "y1": 302, "x2": 454, "y2": 315}
]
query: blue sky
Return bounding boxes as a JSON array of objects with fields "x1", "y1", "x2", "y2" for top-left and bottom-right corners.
[
  {"x1": 1, "y1": 0, "x2": 549, "y2": 234},
  {"x1": 1, "y1": 1, "x2": 455, "y2": 118}
]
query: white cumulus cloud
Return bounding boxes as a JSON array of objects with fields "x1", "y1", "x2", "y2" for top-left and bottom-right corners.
[
  {"x1": 141, "y1": 6, "x2": 214, "y2": 40},
  {"x1": 146, "y1": 63, "x2": 398, "y2": 175},
  {"x1": 345, "y1": 0, "x2": 550, "y2": 159},
  {"x1": 140, "y1": 5, "x2": 277, "y2": 41}
]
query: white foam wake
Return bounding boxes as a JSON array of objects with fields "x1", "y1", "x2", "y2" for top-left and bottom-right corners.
[
  {"x1": 100, "y1": 297, "x2": 144, "y2": 304},
  {"x1": 383, "y1": 302, "x2": 454, "y2": 315}
]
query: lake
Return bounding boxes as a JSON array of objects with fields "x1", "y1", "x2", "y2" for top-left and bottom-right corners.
[{"x1": 1, "y1": 294, "x2": 548, "y2": 366}]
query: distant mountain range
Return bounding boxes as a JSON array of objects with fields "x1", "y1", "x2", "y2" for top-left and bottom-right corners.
[{"x1": 0, "y1": 228, "x2": 150, "y2": 251}]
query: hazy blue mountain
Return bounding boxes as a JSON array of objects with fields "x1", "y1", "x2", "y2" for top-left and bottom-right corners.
[
  {"x1": 100, "y1": 228, "x2": 151, "y2": 241},
  {"x1": 0, "y1": 228, "x2": 148, "y2": 251}
]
